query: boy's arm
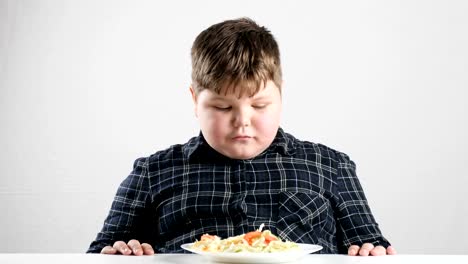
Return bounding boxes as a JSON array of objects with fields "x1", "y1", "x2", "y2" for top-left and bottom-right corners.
[
  {"x1": 87, "y1": 157, "x2": 154, "y2": 253},
  {"x1": 334, "y1": 152, "x2": 393, "y2": 255}
]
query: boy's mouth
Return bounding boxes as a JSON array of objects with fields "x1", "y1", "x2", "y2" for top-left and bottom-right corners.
[{"x1": 232, "y1": 135, "x2": 252, "y2": 140}]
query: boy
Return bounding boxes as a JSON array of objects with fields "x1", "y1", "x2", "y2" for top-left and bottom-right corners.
[{"x1": 87, "y1": 17, "x2": 396, "y2": 256}]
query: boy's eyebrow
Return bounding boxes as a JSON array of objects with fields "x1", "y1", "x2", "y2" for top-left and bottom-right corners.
[
  {"x1": 210, "y1": 96, "x2": 229, "y2": 101},
  {"x1": 251, "y1": 95, "x2": 271, "y2": 101},
  {"x1": 209, "y1": 93, "x2": 272, "y2": 101}
]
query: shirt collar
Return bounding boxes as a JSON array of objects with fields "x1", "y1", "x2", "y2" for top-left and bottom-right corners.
[
  {"x1": 183, "y1": 127, "x2": 296, "y2": 161},
  {"x1": 269, "y1": 127, "x2": 296, "y2": 156},
  {"x1": 182, "y1": 131, "x2": 209, "y2": 160}
]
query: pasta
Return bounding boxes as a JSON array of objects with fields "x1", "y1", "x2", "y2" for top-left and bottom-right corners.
[{"x1": 191, "y1": 224, "x2": 299, "y2": 253}]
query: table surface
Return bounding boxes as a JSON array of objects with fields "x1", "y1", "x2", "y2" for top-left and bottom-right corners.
[{"x1": 1, "y1": 254, "x2": 467, "y2": 264}]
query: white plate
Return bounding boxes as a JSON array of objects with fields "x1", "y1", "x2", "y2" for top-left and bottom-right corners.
[{"x1": 180, "y1": 243, "x2": 322, "y2": 263}]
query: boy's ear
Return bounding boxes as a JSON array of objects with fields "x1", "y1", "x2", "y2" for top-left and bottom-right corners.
[
  {"x1": 189, "y1": 85, "x2": 197, "y2": 102},
  {"x1": 189, "y1": 85, "x2": 198, "y2": 117}
]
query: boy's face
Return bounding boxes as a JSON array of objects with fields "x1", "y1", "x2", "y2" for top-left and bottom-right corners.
[{"x1": 191, "y1": 80, "x2": 282, "y2": 160}]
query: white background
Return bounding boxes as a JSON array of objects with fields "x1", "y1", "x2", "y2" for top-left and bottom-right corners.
[{"x1": 1, "y1": 0, "x2": 467, "y2": 254}]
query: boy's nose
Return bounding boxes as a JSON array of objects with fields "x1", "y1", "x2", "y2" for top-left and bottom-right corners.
[{"x1": 233, "y1": 108, "x2": 251, "y2": 127}]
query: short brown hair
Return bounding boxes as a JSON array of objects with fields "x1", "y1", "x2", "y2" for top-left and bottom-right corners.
[{"x1": 191, "y1": 17, "x2": 282, "y2": 97}]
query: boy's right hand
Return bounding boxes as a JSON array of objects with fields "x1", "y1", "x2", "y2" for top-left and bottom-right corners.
[{"x1": 100, "y1": 239, "x2": 155, "y2": 255}]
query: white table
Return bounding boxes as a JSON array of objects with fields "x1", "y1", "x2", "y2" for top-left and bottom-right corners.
[{"x1": 0, "y1": 254, "x2": 467, "y2": 264}]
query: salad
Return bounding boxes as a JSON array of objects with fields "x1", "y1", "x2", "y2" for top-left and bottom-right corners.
[{"x1": 191, "y1": 224, "x2": 299, "y2": 253}]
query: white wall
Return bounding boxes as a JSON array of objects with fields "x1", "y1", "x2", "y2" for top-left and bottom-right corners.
[{"x1": 1, "y1": 0, "x2": 467, "y2": 254}]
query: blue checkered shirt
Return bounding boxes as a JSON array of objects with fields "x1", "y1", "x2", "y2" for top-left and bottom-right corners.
[{"x1": 87, "y1": 128, "x2": 390, "y2": 254}]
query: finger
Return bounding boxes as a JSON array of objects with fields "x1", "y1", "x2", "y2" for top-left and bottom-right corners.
[
  {"x1": 370, "y1": 245, "x2": 386, "y2": 256},
  {"x1": 127, "y1": 239, "x2": 143, "y2": 256},
  {"x1": 100, "y1": 246, "x2": 117, "y2": 254},
  {"x1": 386, "y1": 246, "x2": 397, "y2": 255},
  {"x1": 359, "y1": 243, "x2": 375, "y2": 256},
  {"x1": 348, "y1": 245, "x2": 360, "y2": 256},
  {"x1": 113, "y1": 241, "x2": 132, "y2": 255},
  {"x1": 141, "y1": 243, "x2": 155, "y2": 255}
]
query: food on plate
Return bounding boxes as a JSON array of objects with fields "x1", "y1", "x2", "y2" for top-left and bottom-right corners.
[{"x1": 191, "y1": 224, "x2": 299, "y2": 253}]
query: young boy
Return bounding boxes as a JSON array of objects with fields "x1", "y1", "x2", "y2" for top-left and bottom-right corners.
[{"x1": 87, "y1": 17, "x2": 396, "y2": 256}]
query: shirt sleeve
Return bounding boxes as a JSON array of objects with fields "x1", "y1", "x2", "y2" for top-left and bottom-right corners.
[
  {"x1": 334, "y1": 152, "x2": 391, "y2": 253},
  {"x1": 87, "y1": 157, "x2": 153, "y2": 253}
]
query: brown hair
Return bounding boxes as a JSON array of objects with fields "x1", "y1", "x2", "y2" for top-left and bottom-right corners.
[{"x1": 191, "y1": 17, "x2": 282, "y2": 97}]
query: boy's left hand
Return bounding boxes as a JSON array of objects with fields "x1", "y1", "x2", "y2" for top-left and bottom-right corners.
[{"x1": 348, "y1": 243, "x2": 396, "y2": 256}]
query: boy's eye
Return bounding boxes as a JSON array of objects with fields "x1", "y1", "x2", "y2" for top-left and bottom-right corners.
[
  {"x1": 252, "y1": 104, "x2": 267, "y2": 109},
  {"x1": 213, "y1": 106, "x2": 232, "y2": 111}
]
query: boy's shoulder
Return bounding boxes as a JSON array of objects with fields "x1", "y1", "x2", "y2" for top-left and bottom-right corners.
[
  {"x1": 136, "y1": 135, "x2": 201, "y2": 166},
  {"x1": 283, "y1": 130, "x2": 353, "y2": 164}
]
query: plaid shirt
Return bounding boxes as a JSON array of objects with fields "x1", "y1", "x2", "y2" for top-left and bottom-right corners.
[{"x1": 87, "y1": 128, "x2": 390, "y2": 254}]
